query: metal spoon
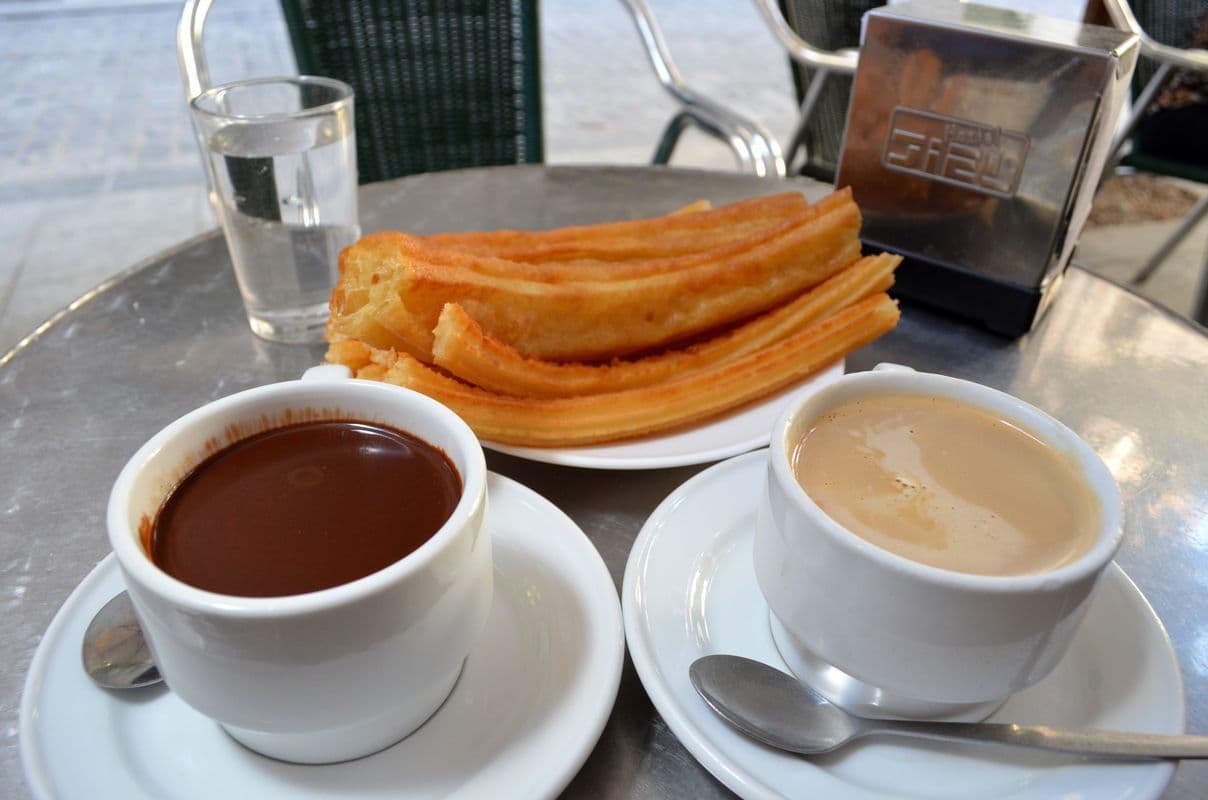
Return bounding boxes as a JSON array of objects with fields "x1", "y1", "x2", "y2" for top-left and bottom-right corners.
[
  {"x1": 81, "y1": 591, "x2": 162, "y2": 690},
  {"x1": 690, "y1": 654, "x2": 1208, "y2": 760}
]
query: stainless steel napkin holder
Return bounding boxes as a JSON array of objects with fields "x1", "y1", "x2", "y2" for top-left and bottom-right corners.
[{"x1": 835, "y1": 1, "x2": 1138, "y2": 336}]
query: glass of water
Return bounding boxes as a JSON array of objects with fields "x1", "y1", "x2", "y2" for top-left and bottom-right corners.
[{"x1": 190, "y1": 76, "x2": 359, "y2": 344}]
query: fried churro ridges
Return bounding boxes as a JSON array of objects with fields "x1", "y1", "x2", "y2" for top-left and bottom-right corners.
[
  {"x1": 430, "y1": 253, "x2": 900, "y2": 397},
  {"x1": 344, "y1": 294, "x2": 900, "y2": 447},
  {"x1": 420, "y1": 192, "x2": 808, "y2": 262},
  {"x1": 325, "y1": 337, "x2": 374, "y2": 372},
  {"x1": 328, "y1": 190, "x2": 860, "y2": 361},
  {"x1": 324, "y1": 189, "x2": 904, "y2": 447},
  {"x1": 395, "y1": 200, "x2": 862, "y2": 362},
  {"x1": 371, "y1": 189, "x2": 853, "y2": 285},
  {"x1": 327, "y1": 279, "x2": 433, "y2": 358}
]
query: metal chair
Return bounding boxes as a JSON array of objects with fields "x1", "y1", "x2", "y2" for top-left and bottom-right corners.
[
  {"x1": 620, "y1": 0, "x2": 786, "y2": 178},
  {"x1": 1100, "y1": 0, "x2": 1208, "y2": 324},
  {"x1": 179, "y1": 0, "x2": 544, "y2": 185},
  {"x1": 752, "y1": 0, "x2": 860, "y2": 181}
]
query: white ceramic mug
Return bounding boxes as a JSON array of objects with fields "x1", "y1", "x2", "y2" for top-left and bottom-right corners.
[
  {"x1": 107, "y1": 366, "x2": 491, "y2": 763},
  {"x1": 753, "y1": 365, "x2": 1123, "y2": 721}
]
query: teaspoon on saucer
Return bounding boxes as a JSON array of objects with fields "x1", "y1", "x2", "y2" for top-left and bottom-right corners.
[
  {"x1": 81, "y1": 591, "x2": 162, "y2": 690},
  {"x1": 690, "y1": 655, "x2": 1208, "y2": 760}
]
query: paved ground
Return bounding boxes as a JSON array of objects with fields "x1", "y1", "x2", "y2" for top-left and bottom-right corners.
[{"x1": 0, "y1": 0, "x2": 1203, "y2": 357}]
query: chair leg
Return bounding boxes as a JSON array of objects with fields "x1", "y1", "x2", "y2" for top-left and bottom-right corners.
[
  {"x1": 1102, "y1": 63, "x2": 1174, "y2": 182},
  {"x1": 784, "y1": 113, "x2": 810, "y2": 173},
  {"x1": 1193, "y1": 237, "x2": 1208, "y2": 327},
  {"x1": 1131, "y1": 191, "x2": 1208, "y2": 285},
  {"x1": 785, "y1": 68, "x2": 831, "y2": 174},
  {"x1": 653, "y1": 111, "x2": 692, "y2": 166}
]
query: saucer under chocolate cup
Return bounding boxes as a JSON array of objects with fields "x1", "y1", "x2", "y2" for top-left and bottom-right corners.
[
  {"x1": 752, "y1": 365, "x2": 1124, "y2": 722},
  {"x1": 106, "y1": 368, "x2": 491, "y2": 763}
]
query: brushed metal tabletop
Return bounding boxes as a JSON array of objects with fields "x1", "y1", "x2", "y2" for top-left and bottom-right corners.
[{"x1": 3, "y1": 166, "x2": 1205, "y2": 798}]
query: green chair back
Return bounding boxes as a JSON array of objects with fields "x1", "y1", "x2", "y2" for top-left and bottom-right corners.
[
  {"x1": 280, "y1": 0, "x2": 544, "y2": 185},
  {"x1": 779, "y1": 0, "x2": 879, "y2": 183},
  {"x1": 1122, "y1": 0, "x2": 1208, "y2": 180}
]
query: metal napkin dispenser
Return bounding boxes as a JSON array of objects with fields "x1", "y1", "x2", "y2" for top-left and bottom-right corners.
[{"x1": 835, "y1": 2, "x2": 1138, "y2": 336}]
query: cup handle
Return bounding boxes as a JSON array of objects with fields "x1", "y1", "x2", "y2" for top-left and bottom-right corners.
[
  {"x1": 872, "y1": 363, "x2": 916, "y2": 373},
  {"x1": 301, "y1": 365, "x2": 353, "y2": 382}
]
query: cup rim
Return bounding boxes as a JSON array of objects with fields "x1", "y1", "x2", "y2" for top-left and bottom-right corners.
[
  {"x1": 768, "y1": 366, "x2": 1124, "y2": 593},
  {"x1": 107, "y1": 378, "x2": 486, "y2": 617},
  {"x1": 189, "y1": 75, "x2": 355, "y2": 123}
]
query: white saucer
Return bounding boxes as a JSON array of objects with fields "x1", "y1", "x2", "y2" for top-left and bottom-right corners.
[
  {"x1": 485, "y1": 360, "x2": 844, "y2": 470},
  {"x1": 21, "y1": 473, "x2": 624, "y2": 800},
  {"x1": 623, "y1": 450, "x2": 1184, "y2": 800}
]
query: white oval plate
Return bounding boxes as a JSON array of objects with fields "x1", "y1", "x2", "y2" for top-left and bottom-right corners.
[
  {"x1": 21, "y1": 473, "x2": 624, "y2": 800},
  {"x1": 623, "y1": 450, "x2": 1184, "y2": 800},
  {"x1": 485, "y1": 360, "x2": 845, "y2": 470}
]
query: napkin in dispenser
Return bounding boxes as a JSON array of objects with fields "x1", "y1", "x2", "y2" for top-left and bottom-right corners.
[{"x1": 835, "y1": 1, "x2": 1138, "y2": 336}]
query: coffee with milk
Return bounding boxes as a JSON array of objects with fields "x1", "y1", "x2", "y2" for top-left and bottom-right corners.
[{"x1": 791, "y1": 393, "x2": 1099, "y2": 576}]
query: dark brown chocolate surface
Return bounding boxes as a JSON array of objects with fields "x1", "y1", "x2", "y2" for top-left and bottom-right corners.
[{"x1": 151, "y1": 420, "x2": 461, "y2": 597}]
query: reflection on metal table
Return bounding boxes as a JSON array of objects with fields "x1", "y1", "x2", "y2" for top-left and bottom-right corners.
[{"x1": 2, "y1": 166, "x2": 1205, "y2": 798}]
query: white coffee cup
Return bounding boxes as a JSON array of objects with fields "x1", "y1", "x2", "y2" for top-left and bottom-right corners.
[
  {"x1": 107, "y1": 366, "x2": 491, "y2": 763},
  {"x1": 753, "y1": 364, "x2": 1123, "y2": 721}
]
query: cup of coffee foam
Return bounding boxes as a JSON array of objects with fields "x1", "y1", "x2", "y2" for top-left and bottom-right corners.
[{"x1": 753, "y1": 364, "x2": 1123, "y2": 721}]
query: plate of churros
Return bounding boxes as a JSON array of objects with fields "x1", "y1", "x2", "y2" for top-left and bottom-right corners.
[{"x1": 322, "y1": 188, "x2": 902, "y2": 468}]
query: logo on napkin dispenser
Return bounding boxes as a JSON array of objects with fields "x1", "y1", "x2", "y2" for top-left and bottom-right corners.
[{"x1": 882, "y1": 108, "x2": 1030, "y2": 199}]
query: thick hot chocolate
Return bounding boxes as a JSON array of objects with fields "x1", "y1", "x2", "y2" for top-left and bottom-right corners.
[{"x1": 150, "y1": 420, "x2": 461, "y2": 596}]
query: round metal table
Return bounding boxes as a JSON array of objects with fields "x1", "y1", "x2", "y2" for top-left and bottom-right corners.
[{"x1": 3, "y1": 166, "x2": 1205, "y2": 798}]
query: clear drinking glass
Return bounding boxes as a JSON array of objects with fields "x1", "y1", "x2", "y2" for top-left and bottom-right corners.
[{"x1": 190, "y1": 76, "x2": 359, "y2": 344}]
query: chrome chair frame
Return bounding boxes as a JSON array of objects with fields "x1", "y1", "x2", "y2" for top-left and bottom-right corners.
[
  {"x1": 177, "y1": 0, "x2": 217, "y2": 103},
  {"x1": 184, "y1": 0, "x2": 783, "y2": 178},
  {"x1": 1100, "y1": 0, "x2": 1208, "y2": 322},
  {"x1": 620, "y1": 0, "x2": 786, "y2": 178},
  {"x1": 1103, "y1": 0, "x2": 1208, "y2": 72},
  {"x1": 751, "y1": 0, "x2": 857, "y2": 175}
]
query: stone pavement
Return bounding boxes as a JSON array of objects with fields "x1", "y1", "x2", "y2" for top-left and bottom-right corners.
[
  {"x1": 0, "y1": 0, "x2": 1203, "y2": 357},
  {"x1": 0, "y1": 0, "x2": 299, "y2": 351}
]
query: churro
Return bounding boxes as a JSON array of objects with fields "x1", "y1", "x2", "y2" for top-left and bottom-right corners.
[
  {"x1": 420, "y1": 192, "x2": 808, "y2": 262},
  {"x1": 336, "y1": 294, "x2": 900, "y2": 447},
  {"x1": 325, "y1": 189, "x2": 902, "y2": 447},
  {"x1": 430, "y1": 253, "x2": 900, "y2": 397},
  {"x1": 333, "y1": 195, "x2": 861, "y2": 361}
]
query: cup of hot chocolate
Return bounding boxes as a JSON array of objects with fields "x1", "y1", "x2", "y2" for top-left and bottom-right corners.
[
  {"x1": 753, "y1": 364, "x2": 1123, "y2": 721},
  {"x1": 107, "y1": 365, "x2": 491, "y2": 763}
]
